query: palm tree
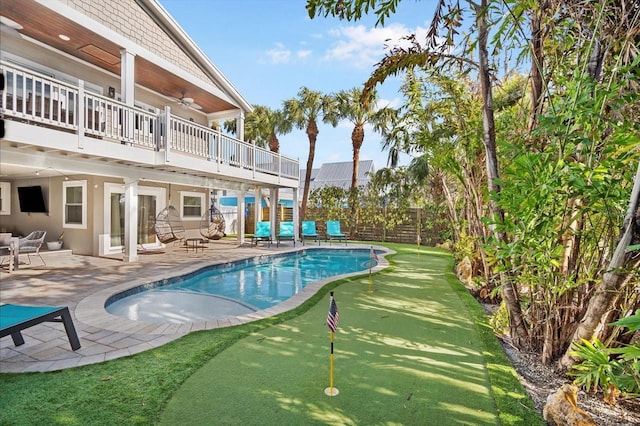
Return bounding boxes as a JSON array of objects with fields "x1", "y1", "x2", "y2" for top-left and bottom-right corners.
[
  {"x1": 283, "y1": 87, "x2": 338, "y2": 220},
  {"x1": 335, "y1": 87, "x2": 394, "y2": 191},
  {"x1": 244, "y1": 105, "x2": 291, "y2": 152},
  {"x1": 334, "y1": 88, "x2": 394, "y2": 233},
  {"x1": 222, "y1": 119, "x2": 237, "y2": 136}
]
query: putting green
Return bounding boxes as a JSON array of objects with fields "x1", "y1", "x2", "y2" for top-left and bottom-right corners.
[{"x1": 160, "y1": 249, "x2": 500, "y2": 425}]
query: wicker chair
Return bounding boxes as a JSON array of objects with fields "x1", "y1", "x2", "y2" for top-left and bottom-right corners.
[
  {"x1": 19, "y1": 231, "x2": 47, "y2": 265},
  {"x1": 154, "y1": 206, "x2": 185, "y2": 245}
]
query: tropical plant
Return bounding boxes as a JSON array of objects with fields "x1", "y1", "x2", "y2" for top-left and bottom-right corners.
[
  {"x1": 569, "y1": 311, "x2": 640, "y2": 401},
  {"x1": 307, "y1": 185, "x2": 350, "y2": 225},
  {"x1": 359, "y1": 167, "x2": 414, "y2": 241}
]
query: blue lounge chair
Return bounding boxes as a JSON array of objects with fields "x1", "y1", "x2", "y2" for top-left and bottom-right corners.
[
  {"x1": 277, "y1": 221, "x2": 295, "y2": 247},
  {"x1": 301, "y1": 221, "x2": 320, "y2": 246},
  {"x1": 252, "y1": 221, "x2": 272, "y2": 247},
  {"x1": 0, "y1": 304, "x2": 81, "y2": 351},
  {"x1": 326, "y1": 221, "x2": 348, "y2": 245}
]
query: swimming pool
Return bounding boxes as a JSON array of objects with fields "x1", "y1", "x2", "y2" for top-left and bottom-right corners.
[{"x1": 106, "y1": 248, "x2": 379, "y2": 324}]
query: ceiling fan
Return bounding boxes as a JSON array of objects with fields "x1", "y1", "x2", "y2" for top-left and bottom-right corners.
[{"x1": 170, "y1": 92, "x2": 202, "y2": 110}]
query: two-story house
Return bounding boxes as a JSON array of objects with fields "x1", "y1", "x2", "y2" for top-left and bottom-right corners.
[{"x1": 0, "y1": 0, "x2": 300, "y2": 261}]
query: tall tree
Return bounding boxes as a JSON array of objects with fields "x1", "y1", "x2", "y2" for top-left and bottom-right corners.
[
  {"x1": 283, "y1": 87, "x2": 338, "y2": 221},
  {"x1": 474, "y1": 0, "x2": 530, "y2": 347}
]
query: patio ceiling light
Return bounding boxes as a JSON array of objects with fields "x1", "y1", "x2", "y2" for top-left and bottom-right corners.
[{"x1": 0, "y1": 16, "x2": 23, "y2": 30}]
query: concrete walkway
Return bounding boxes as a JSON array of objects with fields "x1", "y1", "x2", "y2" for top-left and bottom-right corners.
[{"x1": 0, "y1": 241, "x2": 387, "y2": 373}]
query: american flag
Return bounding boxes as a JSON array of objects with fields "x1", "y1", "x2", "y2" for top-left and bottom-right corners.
[
  {"x1": 326, "y1": 295, "x2": 339, "y2": 333},
  {"x1": 371, "y1": 246, "x2": 379, "y2": 262}
]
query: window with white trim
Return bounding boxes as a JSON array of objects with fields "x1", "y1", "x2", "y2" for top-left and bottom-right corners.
[
  {"x1": 63, "y1": 180, "x2": 87, "y2": 228},
  {"x1": 0, "y1": 182, "x2": 10, "y2": 215},
  {"x1": 180, "y1": 191, "x2": 205, "y2": 219}
]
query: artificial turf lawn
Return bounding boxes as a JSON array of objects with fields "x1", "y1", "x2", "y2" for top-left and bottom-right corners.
[
  {"x1": 159, "y1": 247, "x2": 541, "y2": 425},
  {"x1": 0, "y1": 244, "x2": 542, "y2": 425}
]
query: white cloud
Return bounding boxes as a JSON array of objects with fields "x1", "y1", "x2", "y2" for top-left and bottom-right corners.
[
  {"x1": 376, "y1": 96, "x2": 402, "y2": 109},
  {"x1": 266, "y1": 43, "x2": 291, "y2": 64},
  {"x1": 297, "y1": 50, "x2": 312, "y2": 59},
  {"x1": 323, "y1": 23, "x2": 425, "y2": 68}
]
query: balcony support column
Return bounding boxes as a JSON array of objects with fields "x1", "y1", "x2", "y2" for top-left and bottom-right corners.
[
  {"x1": 292, "y1": 187, "x2": 299, "y2": 243},
  {"x1": 237, "y1": 189, "x2": 247, "y2": 246},
  {"x1": 121, "y1": 50, "x2": 136, "y2": 141},
  {"x1": 254, "y1": 186, "x2": 262, "y2": 227},
  {"x1": 164, "y1": 106, "x2": 172, "y2": 161},
  {"x1": 77, "y1": 80, "x2": 85, "y2": 149},
  {"x1": 120, "y1": 50, "x2": 136, "y2": 106},
  {"x1": 269, "y1": 188, "x2": 278, "y2": 242},
  {"x1": 237, "y1": 111, "x2": 245, "y2": 143},
  {"x1": 123, "y1": 178, "x2": 139, "y2": 263}
]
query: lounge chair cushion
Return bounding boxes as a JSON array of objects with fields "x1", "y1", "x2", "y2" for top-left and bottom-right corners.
[
  {"x1": 326, "y1": 221, "x2": 348, "y2": 245},
  {"x1": 252, "y1": 221, "x2": 272, "y2": 247},
  {"x1": 277, "y1": 221, "x2": 295, "y2": 247},
  {"x1": 301, "y1": 221, "x2": 320, "y2": 246}
]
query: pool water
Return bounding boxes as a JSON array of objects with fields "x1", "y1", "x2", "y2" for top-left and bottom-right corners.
[{"x1": 106, "y1": 248, "x2": 378, "y2": 324}]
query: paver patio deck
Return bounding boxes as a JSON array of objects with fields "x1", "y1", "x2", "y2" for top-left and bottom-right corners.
[{"x1": 0, "y1": 240, "x2": 387, "y2": 373}]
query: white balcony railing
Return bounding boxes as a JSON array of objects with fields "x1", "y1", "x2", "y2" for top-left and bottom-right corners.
[{"x1": 0, "y1": 61, "x2": 299, "y2": 181}]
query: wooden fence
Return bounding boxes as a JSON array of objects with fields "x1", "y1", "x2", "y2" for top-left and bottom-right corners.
[{"x1": 246, "y1": 207, "x2": 446, "y2": 245}]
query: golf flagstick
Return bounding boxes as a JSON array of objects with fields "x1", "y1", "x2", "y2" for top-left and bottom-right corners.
[{"x1": 325, "y1": 292, "x2": 339, "y2": 396}]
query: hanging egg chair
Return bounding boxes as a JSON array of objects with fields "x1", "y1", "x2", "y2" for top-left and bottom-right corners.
[
  {"x1": 200, "y1": 205, "x2": 226, "y2": 240},
  {"x1": 154, "y1": 205, "x2": 186, "y2": 244}
]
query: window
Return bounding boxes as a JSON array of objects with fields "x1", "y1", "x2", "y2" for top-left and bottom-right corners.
[
  {"x1": 0, "y1": 182, "x2": 10, "y2": 215},
  {"x1": 180, "y1": 191, "x2": 205, "y2": 219},
  {"x1": 63, "y1": 180, "x2": 87, "y2": 229}
]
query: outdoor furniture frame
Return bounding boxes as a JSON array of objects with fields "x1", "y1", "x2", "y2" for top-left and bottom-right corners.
[
  {"x1": 300, "y1": 221, "x2": 320, "y2": 246},
  {"x1": 251, "y1": 221, "x2": 272, "y2": 247},
  {"x1": 277, "y1": 221, "x2": 295, "y2": 247},
  {"x1": 0, "y1": 233, "x2": 18, "y2": 272},
  {"x1": 326, "y1": 221, "x2": 348, "y2": 245},
  {"x1": 0, "y1": 304, "x2": 81, "y2": 351}
]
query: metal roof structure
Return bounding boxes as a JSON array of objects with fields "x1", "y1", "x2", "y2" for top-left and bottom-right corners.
[{"x1": 299, "y1": 160, "x2": 375, "y2": 193}]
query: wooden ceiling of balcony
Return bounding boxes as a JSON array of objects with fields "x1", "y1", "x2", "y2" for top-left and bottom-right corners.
[{"x1": 1, "y1": 0, "x2": 236, "y2": 114}]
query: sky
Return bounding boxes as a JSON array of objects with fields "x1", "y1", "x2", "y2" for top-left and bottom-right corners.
[{"x1": 159, "y1": 0, "x2": 438, "y2": 170}]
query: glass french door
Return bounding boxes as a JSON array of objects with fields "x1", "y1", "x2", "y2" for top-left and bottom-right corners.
[
  {"x1": 105, "y1": 184, "x2": 165, "y2": 251},
  {"x1": 109, "y1": 194, "x2": 157, "y2": 246}
]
